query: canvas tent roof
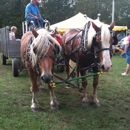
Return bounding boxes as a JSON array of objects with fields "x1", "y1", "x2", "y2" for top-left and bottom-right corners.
[
  {"x1": 113, "y1": 26, "x2": 128, "y2": 31},
  {"x1": 50, "y1": 12, "x2": 93, "y2": 34},
  {"x1": 50, "y1": 12, "x2": 128, "y2": 34}
]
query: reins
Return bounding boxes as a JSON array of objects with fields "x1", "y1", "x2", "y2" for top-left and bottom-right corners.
[
  {"x1": 52, "y1": 21, "x2": 112, "y2": 88},
  {"x1": 52, "y1": 71, "x2": 103, "y2": 90}
]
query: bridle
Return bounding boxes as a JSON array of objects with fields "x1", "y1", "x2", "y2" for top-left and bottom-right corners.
[
  {"x1": 79, "y1": 22, "x2": 112, "y2": 71},
  {"x1": 25, "y1": 36, "x2": 59, "y2": 74}
]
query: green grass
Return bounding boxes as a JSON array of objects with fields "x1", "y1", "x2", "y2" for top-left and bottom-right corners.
[{"x1": 0, "y1": 52, "x2": 130, "y2": 130}]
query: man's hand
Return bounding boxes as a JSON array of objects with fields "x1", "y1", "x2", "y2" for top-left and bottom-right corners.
[{"x1": 34, "y1": 16, "x2": 38, "y2": 19}]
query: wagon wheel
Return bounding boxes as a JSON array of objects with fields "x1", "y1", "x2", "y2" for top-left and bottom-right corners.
[
  {"x1": 12, "y1": 59, "x2": 19, "y2": 77},
  {"x1": 1, "y1": 54, "x2": 6, "y2": 65}
]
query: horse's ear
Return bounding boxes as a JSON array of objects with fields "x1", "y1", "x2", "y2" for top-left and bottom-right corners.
[
  {"x1": 32, "y1": 28, "x2": 39, "y2": 38},
  {"x1": 109, "y1": 22, "x2": 115, "y2": 30},
  {"x1": 91, "y1": 22, "x2": 100, "y2": 32}
]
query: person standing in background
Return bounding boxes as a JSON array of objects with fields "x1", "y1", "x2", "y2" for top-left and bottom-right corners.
[
  {"x1": 112, "y1": 32, "x2": 118, "y2": 55},
  {"x1": 121, "y1": 35, "x2": 130, "y2": 76}
]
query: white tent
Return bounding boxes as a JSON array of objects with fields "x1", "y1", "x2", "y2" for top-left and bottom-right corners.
[
  {"x1": 50, "y1": 12, "x2": 128, "y2": 34},
  {"x1": 50, "y1": 12, "x2": 93, "y2": 34}
]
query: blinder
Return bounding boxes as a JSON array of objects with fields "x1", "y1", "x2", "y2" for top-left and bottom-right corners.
[
  {"x1": 93, "y1": 29, "x2": 112, "y2": 59},
  {"x1": 94, "y1": 30, "x2": 112, "y2": 37}
]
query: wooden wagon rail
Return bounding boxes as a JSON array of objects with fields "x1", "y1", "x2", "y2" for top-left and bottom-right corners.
[{"x1": 0, "y1": 26, "x2": 21, "y2": 77}]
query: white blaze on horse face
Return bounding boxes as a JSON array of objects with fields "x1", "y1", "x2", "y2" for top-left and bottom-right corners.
[
  {"x1": 102, "y1": 50, "x2": 112, "y2": 72},
  {"x1": 40, "y1": 59, "x2": 53, "y2": 78}
]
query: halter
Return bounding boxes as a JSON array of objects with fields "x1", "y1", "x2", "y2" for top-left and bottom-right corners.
[
  {"x1": 81, "y1": 22, "x2": 112, "y2": 53},
  {"x1": 25, "y1": 36, "x2": 59, "y2": 74},
  {"x1": 79, "y1": 22, "x2": 112, "y2": 71},
  {"x1": 35, "y1": 53, "x2": 56, "y2": 75},
  {"x1": 34, "y1": 46, "x2": 58, "y2": 75}
]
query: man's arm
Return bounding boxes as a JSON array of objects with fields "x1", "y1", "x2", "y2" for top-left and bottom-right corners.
[
  {"x1": 38, "y1": 13, "x2": 41, "y2": 18},
  {"x1": 28, "y1": 12, "x2": 38, "y2": 19}
]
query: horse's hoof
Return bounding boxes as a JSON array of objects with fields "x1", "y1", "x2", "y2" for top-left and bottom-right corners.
[
  {"x1": 31, "y1": 107, "x2": 41, "y2": 112},
  {"x1": 78, "y1": 87, "x2": 83, "y2": 93},
  {"x1": 91, "y1": 102, "x2": 101, "y2": 107},
  {"x1": 82, "y1": 101, "x2": 89, "y2": 106},
  {"x1": 95, "y1": 102, "x2": 101, "y2": 107},
  {"x1": 51, "y1": 105, "x2": 59, "y2": 110}
]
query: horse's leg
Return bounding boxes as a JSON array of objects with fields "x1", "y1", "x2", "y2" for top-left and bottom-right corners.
[
  {"x1": 48, "y1": 84, "x2": 58, "y2": 109},
  {"x1": 37, "y1": 76, "x2": 44, "y2": 90},
  {"x1": 65, "y1": 58, "x2": 71, "y2": 88},
  {"x1": 76, "y1": 69, "x2": 80, "y2": 86},
  {"x1": 76, "y1": 65, "x2": 83, "y2": 92},
  {"x1": 28, "y1": 68, "x2": 39, "y2": 111},
  {"x1": 92, "y1": 76, "x2": 100, "y2": 107},
  {"x1": 65, "y1": 58, "x2": 70, "y2": 78},
  {"x1": 80, "y1": 70, "x2": 89, "y2": 105}
]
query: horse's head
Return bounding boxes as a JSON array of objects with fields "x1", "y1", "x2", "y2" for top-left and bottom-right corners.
[
  {"x1": 30, "y1": 28, "x2": 61, "y2": 83},
  {"x1": 87, "y1": 21, "x2": 115, "y2": 72}
]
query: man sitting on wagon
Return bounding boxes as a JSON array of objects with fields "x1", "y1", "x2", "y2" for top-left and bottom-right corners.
[{"x1": 25, "y1": 0, "x2": 44, "y2": 28}]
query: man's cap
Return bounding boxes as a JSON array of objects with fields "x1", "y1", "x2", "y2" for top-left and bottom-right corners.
[{"x1": 34, "y1": 0, "x2": 38, "y2": 3}]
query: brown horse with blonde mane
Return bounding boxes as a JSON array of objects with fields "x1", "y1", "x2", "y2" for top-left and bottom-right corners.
[
  {"x1": 20, "y1": 28, "x2": 61, "y2": 111},
  {"x1": 62, "y1": 21, "x2": 115, "y2": 106}
]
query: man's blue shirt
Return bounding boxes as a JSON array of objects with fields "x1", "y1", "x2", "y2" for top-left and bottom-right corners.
[{"x1": 25, "y1": 3, "x2": 40, "y2": 18}]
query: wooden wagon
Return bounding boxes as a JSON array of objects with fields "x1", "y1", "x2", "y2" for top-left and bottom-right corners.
[
  {"x1": 0, "y1": 21, "x2": 64, "y2": 78},
  {"x1": 0, "y1": 26, "x2": 21, "y2": 77}
]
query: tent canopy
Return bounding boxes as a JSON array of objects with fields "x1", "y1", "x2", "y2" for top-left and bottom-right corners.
[
  {"x1": 50, "y1": 12, "x2": 128, "y2": 34},
  {"x1": 50, "y1": 12, "x2": 93, "y2": 34},
  {"x1": 113, "y1": 26, "x2": 128, "y2": 31}
]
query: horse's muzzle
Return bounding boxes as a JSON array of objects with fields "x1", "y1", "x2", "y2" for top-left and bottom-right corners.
[
  {"x1": 41, "y1": 74, "x2": 53, "y2": 84},
  {"x1": 101, "y1": 65, "x2": 112, "y2": 72}
]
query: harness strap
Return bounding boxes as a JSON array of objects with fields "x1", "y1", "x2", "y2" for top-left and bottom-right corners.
[
  {"x1": 65, "y1": 30, "x2": 82, "y2": 44},
  {"x1": 24, "y1": 36, "x2": 34, "y2": 63},
  {"x1": 44, "y1": 54, "x2": 55, "y2": 61},
  {"x1": 81, "y1": 21, "x2": 91, "y2": 51},
  {"x1": 95, "y1": 48, "x2": 112, "y2": 53}
]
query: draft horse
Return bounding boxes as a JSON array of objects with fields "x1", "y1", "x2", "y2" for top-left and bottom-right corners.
[
  {"x1": 62, "y1": 21, "x2": 115, "y2": 106},
  {"x1": 20, "y1": 28, "x2": 61, "y2": 111}
]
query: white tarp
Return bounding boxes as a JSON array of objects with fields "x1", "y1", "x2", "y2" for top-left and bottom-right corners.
[
  {"x1": 50, "y1": 12, "x2": 127, "y2": 34},
  {"x1": 50, "y1": 12, "x2": 93, "y2": 34}
]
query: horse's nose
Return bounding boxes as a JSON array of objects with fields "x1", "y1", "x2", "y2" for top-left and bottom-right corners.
[
  {"x1": 41, "y1": 74, "x2": 53, "y2": 84},
  {"x1": 102, "y1": 65, "x2": 111, "y2": 72}
]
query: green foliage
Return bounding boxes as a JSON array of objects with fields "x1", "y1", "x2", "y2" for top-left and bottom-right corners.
[
  {"x1": 40, "y1": 0, "x2": 74, "y2": 24},
  {"x1": 0, "y1": 0, "x2": 130, "y2": 37},
  {"x1": 75, "y1": 0, "x2": 130, "y2": 25}
]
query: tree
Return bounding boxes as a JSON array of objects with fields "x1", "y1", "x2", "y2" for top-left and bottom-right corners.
[
  {"x1": 40, "y1": 0, "x2": 75, "y2": 25},
  {"x1": 0, "y1": 0, "x2": 130, "y2": 37},
  {"x1": 0, "y1": 0, "x2": 27, "y2": 37},
  {"x1": 75, "y1": 0, "x2": 130, "y2": 27}
]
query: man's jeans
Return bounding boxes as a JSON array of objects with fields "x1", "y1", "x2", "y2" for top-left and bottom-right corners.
[{"x1": 26, "y1": 16, "x2": 44, "y2": 28}]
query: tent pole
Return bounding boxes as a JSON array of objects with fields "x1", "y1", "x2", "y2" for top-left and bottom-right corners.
[{"x1": 112, "y1": 0, "x2": 115, "y2": 22}]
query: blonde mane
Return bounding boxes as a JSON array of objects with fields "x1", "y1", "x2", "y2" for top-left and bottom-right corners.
[
  {"x1": 87, "y1": 22, "x2": 110, "y2": 49},
  {"x1": 101, "y1": 25, "x2": 111, "y2": 48},
  {"x1": 87, "y1": 23, "x2": 96, "y2": 48},
  {"x1": 29, "y1": 29, "x2": 61, "y2": 67}
]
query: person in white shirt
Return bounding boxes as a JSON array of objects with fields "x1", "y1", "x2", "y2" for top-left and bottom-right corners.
[{"x1": 9, "y1": 26, "x2": 17, "y2": 40}]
